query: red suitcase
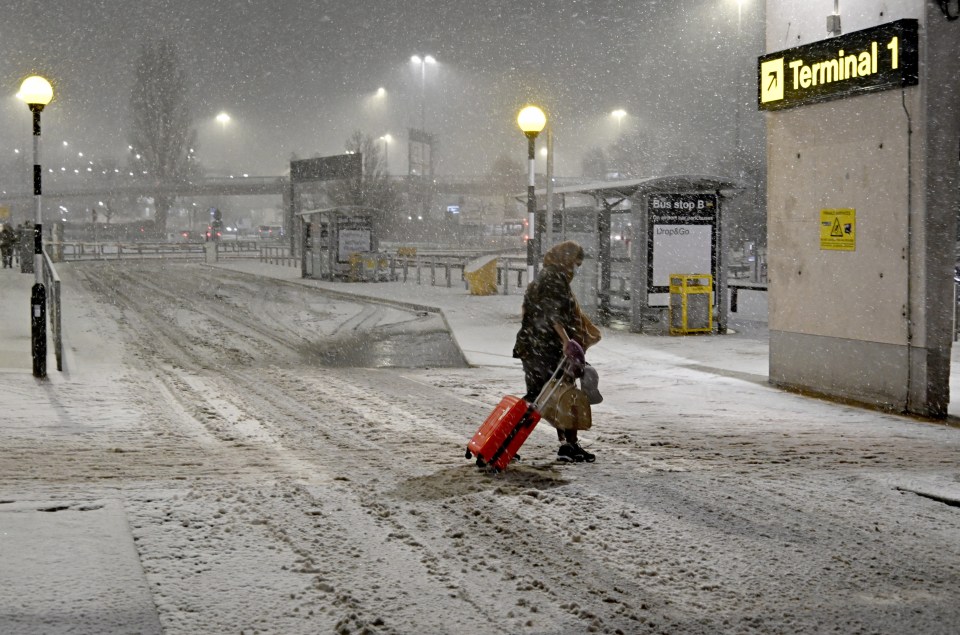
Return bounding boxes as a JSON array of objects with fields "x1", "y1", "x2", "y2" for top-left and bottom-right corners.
[
  {"x1": 465, "y1": 396, "x2": 541, "y2": 471},
  {"x1": 465, "y1": 360, "x2": 567, "y2": 471}
]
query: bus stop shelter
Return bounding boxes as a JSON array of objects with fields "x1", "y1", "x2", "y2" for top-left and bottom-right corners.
[
  {"x1": 298, "y1": 206, "x2": 381, "y2": 281},
  {"x1": 525, "y1": 175, "x2": 739, "y2": 334}
]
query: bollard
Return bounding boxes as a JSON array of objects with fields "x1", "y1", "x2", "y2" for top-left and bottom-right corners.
[
  {"x1": 31, "y1": 283, "x2": 46, "y2": 378},
  {"x1": 204, "y1": 241, "x2": 218, "y2": 263}
]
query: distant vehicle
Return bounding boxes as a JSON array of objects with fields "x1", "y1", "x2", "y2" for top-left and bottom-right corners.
[
  {"x1": 174, "y1": 229, "x2": 200, "y2": 242},
  {"x1": 258, "y1": 225, "x2": 284, "y2": 241},
  {"x1": 206, "y1": 220, "x2": 223, "y2": 242}
]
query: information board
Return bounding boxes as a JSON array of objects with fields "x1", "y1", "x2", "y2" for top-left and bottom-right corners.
[
  {"x1": 337, "y1": 216, "x2": 373, "y2": 262},
  {"x1": 758, "y1": 19, "x2": 918, "y2": 111},
  {"x1": 647, "y1": 194, "x2": 718, "y2": 300}
]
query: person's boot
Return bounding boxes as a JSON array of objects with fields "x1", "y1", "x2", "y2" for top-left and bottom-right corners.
[
  {"x1": 557, "y1": 443, "x2": 581, "y2": 462},
  {"x1": 570, "y1": 442, "x2": 595, "y2": 463}
]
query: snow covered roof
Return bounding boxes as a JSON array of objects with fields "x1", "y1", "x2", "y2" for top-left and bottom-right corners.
[{"x1": 516, "y1": 174, "x2": 741, "y2": 201}]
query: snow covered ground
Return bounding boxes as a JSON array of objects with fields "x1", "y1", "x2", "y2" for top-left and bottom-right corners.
[{"x1": 1, "y1": 259, "x2": 958, "y2": 634}]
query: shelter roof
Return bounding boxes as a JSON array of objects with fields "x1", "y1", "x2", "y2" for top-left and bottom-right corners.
[{"x1": 516, "y1": 174, "x2": 741, "y2": 202}]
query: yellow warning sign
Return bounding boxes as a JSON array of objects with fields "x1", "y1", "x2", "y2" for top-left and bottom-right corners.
[
  {"x1": 760, "y1": 58, "x2": 785, "y2": 104},
  {"x1": 820, "y1": 208, "x2": 856, "y2": 251}
]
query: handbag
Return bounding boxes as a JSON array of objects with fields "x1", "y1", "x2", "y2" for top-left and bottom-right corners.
[
  {"x1": 540, "y1": 376, "x2": 592, "y2": 431},
  {"x1": 573, "y1": 301, "x2": 602, "y2": 349}
]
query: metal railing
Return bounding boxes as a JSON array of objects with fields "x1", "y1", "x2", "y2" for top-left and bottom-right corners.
[
  {"x1": 387, "y1": 254, "x2": 528, "y2": 292},
  {"x1": 41, "y1": 249, "x2": 62, "y2": 372},
  {"x1": 259, "y1": 246, "x2": 298, "y2": 267},
  {"x1": 55, "y1": 240, "x2": 261, "y2": 261}
]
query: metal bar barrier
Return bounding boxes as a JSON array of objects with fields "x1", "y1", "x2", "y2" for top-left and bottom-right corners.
[{"x1": 41, "y1": 249, "x2": 62, "y2": 372}]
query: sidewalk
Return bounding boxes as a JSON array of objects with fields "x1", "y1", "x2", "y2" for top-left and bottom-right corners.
[
  {"x1": 0, "y1": 266, "x2": 162, "y2": 633},
  {"x1": 0, "y1": 268, "x2": 42, "y2": 373}
]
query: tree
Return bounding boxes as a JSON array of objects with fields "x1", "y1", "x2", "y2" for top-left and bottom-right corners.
[
  {"x1": 486, "y1": 154, "x2": 524, "y2": 219},
  {"x1": 128, "y1": 39, "x2": 196, "y2": 237},
  {"x1": 326, "y1": 131, "x2": 401, "y2": 233}
]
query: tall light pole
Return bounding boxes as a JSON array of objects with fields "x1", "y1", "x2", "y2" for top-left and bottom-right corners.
[
  {"x1": 517, "y1": 105, "x2": 546, "y2": 283},
  {"x1": 216, "y1": 111, "x2": 231, "y2": 131},
  {"x1": 410, "y1": 54, "x2": 435, "y2": 130},
  {"x1": 379, "y1": 133, "x2": 392, "y2": 175},
  {"x1": 17, "y1": 75, "x2": 53, "y2": 378}
]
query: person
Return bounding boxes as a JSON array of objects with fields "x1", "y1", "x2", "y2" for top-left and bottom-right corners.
[
  {"x1": 513, "y1": 240, "x2": 601, "y2": 463},
  {"x1": 0, "y1": 224, "x2": 16, "y2": 268}
]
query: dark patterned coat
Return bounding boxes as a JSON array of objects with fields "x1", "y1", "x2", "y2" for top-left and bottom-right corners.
[{"x1": 512, "y1": 263, "x2": 577, "y2": 375}]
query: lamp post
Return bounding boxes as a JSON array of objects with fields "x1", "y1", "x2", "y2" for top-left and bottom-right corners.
[
  {"x1": 517, "y1": 105, "x2": 546, "y2": 283},
  {"x1": 17, "y1": 75, "x2": 53, "y2": 378},
  {"x1": 379, "y1": 134, "x2": 392, "y2": 175},
  {"x1": 216, "y1": 111, "x2": 231, "y2": 131},
  {"x1": 410, "y1": 54, "x2": 436, "y2": 130}
]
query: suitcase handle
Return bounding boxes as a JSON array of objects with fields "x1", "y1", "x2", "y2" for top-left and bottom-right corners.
[{"x1": 530, "y1": 358, "x2": 574, "y2": 411}]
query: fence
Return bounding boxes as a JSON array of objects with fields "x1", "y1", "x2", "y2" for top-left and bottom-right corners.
[
  {"x1": 259, "y1": 246, "x2": 299, "y2": 267},
  {"x1": 56, "y1": 240, "x2": 260, "y2": 262},
  {"x1": 387, "y1": 254, "x2": 528, "y2": 293},
  {"x1": 41, "y1": 249, "x2": 62, "y2": 372}
]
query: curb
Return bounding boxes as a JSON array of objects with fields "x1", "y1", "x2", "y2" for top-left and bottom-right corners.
[{"x1": 206, "y1": 263, "x2": 472, "y2": 367}]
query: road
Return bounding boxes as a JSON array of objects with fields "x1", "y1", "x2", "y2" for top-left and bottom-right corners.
[{"x1": 1, "y1": 261, "x2": 958, "y2": 634}]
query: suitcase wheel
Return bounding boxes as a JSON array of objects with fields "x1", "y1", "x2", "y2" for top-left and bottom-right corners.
[
  {"x1": 475, "y1": 457, "x2": 486, "y2": 468},
  {"x1": 465, "y1": 449, "x2": 473, "y2": 460}
]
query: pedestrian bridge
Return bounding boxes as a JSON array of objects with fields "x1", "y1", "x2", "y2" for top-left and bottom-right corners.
[{"x1": 1, "y1": 176, "x2": 289, "y2": 204}]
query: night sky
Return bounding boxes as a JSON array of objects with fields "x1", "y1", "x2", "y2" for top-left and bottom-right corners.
[{"x1": 0, "y1": 0, "x2": 763, "y2": 178}]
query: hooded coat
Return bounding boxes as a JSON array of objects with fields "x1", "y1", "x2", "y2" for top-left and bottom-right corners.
[
  {"x1": 512, "y1": 241, "x2": 583, "y2": 379},
  {"x1": 0, "y1": 225, "x2": 16, "y2": 256}
]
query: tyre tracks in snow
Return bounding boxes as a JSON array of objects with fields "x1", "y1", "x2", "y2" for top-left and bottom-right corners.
[
  {"x1": 66, "y1": 262, "x2": 658, "y2": 633},
  {"x1": 40, "y1": 261, "x2": 960, "y2": 634}
]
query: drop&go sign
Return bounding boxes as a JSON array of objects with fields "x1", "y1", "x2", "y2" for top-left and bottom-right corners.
[{"x1": 758, "y1": 19, "x2": 918, "y2": 112}]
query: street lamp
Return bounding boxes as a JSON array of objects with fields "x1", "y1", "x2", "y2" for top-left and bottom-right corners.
[
  {"x1": 410, "y1": 54, "x2": 436, "y2": 130},
  {"x1": 734, "y1": 0, "x2": 749, "y2": 33},
  {"x1": 611, "y1": 109, "x2": 627, "y2": 135},
  {"x1": 17, "y1": 74, "x2": 53, "y2": 377},
  {"x1": 517, "y1": 105, "x2": 546, "y2": 283},
  {"x1": 216, "y1": 111, "x2": 231, "y2": 130},
  {"x1": 379, "y1": 134, "x2": 392, "y2": 175}
]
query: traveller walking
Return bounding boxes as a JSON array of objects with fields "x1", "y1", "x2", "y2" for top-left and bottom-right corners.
[
  {"x1": 513, "y1": 240, "x2": 602, "y2": 462},
  {"x1": 0, "y1": 224, "x2": 16, "y2": 268}
]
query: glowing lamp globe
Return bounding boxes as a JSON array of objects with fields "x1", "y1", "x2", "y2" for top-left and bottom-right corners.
[
  {"x1": 517, "y1": 106, "x2": 546, "y2": 136},
  {"x1": 18, "y1": 75, "x2": 53, "y2": 107}
]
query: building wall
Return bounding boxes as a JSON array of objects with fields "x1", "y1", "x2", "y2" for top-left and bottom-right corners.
[{"x1": 765, "y1": 0, "x2": 960, "y2": 416}]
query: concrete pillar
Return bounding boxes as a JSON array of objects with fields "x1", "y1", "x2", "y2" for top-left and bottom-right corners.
[{"x1": 765, "y1": 1, "x2": 960, "y2": 417}]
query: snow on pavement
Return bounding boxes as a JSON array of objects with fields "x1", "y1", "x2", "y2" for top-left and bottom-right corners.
[{"x1": 0, "y1": 260, "x2": 958, "y2": 634}]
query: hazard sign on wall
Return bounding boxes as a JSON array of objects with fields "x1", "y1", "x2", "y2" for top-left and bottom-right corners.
[{"x1": 820, "y1": 209, "x2": 856, "y2": 251}]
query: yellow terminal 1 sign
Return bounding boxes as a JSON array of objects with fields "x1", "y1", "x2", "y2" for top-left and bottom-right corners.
[
  {"x1": 820, "y1": 209, "x2": 856, "y2": 251},
  {"x1": 759, "y1": 19, "x2": 918, "y2": 111}
]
